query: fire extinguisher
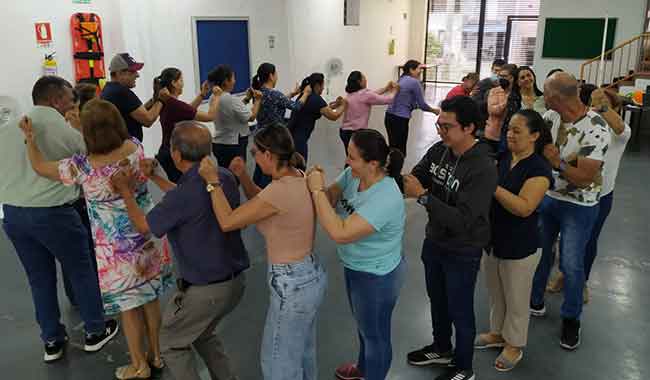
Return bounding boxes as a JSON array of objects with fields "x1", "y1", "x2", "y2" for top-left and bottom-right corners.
[{"x1": 43, "y1": 52, "x2": 58, "y2": 76}]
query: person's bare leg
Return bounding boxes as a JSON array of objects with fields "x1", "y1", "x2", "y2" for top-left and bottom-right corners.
[
  {"x1": 118, "y1": 307, "x2": 150, "y2": 378},
  {"x1": 142, "y1": 299, "x2": 163, "y2": 368}
]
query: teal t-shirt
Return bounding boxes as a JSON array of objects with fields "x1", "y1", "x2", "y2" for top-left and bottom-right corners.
[{"x1": 334, "y1": 167, "x2": 405, "y2": 275}]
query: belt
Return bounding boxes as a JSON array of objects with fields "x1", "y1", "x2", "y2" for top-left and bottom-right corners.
[{"x1": 176, "y1": 269, "x2": 244, "y2": 292}]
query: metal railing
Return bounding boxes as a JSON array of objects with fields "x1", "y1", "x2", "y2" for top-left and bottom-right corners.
[{"x1": 580, "y1": 33, "x2": 650, "y2": 88}]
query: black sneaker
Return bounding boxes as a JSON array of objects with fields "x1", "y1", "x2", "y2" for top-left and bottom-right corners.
[
  {"x1": 530, "y1": 302, "x2": 546, "y2": 317},
  {"x1": 84, "y1": 319, "x2": 119, "y2": 352},
  {"x1": 44, "y1": 336, "x2": 68, "y2": 363},
  {"x1": 560, "y1": 318, "x2": 581, "y2": 350},
  {"x1": 435, "y1": 368, "x2": 475, "y2": 380},
  {"x1": 407, "y1": 344, "x2": 454, "y2": 366}
]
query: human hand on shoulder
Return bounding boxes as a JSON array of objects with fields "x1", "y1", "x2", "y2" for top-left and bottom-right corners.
[
  {"x1": 307, "y1": 170, "x2": 325, "y2": 193},
  {"x1": 199, "y1": 156, "x2": 220, "y2": 184},
  {"x1": 18, "y1": 116, "x2": 34, "y2": 142},
  {"x1": 403, "y1": 174, "x2": 426, "y2": 198},
  {"x1": 110, "y1": 166, "x2": 136, "y2": 195}
]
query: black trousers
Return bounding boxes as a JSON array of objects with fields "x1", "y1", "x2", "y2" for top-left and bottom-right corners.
[
  {"x1": 384, "y1": 112, "x2": 411, "y2": 157},
  {"x1": 156, "y1": 146, "x2": 183, "y2": 183},
  {"x1": 213, "y1": 135, "x2": 249, "y2": 170}
]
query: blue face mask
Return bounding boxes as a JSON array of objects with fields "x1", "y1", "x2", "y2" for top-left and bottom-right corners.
[{"x1": 491, "y1": 73, "x2": 498, "y2": 81}]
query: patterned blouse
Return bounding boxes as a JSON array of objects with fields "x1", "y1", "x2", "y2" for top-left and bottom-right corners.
[
  {"x1": 58, "y1": 138, "x2": 173, "y2": 315},
  {"x1": 257, "y1": 87, "x2": 303, "y2": 128}
]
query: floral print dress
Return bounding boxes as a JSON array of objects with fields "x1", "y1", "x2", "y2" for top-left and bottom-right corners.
[{"x1": 58, "y1": 138, "x2": 173, "y2": 315}]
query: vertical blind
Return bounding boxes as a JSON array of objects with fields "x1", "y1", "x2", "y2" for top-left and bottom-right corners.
[{"x1": 426, "y1": 0, "x2": 540, "y2": 82}]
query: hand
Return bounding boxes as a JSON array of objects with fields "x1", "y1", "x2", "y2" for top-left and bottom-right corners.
[
  {"x1": 199, "y1": 156, "x2": 220, "y2": 184},
  {"x1": 306, "y1": 165, "x2": 325, "y2": 177},
  {"x1": 252, "y1": 89, "x2": 263, "y2": 100},
  {"x1": 291, "y1": 82, "x2": 301, "y2": 96},
  {"x1": 543, "y1": 144, "x2": 561, "y2": 169},
  {"x1": 18, "y1": 116, "x2": 34, "y2": 142},
  {"x1": 212, "y1": 86, "x2": 223, "y2": 97},
  {"x1": 403, "y1": 174, "x2": 426, "y2": 199},
  {"x1": 158, "y1": 88, "x2": 171, "y2": 102},
  {"x1": 110, "y1": 167, "x2": 136, "y2": 195},
  {"x1": 200, "y1": 81, "x2": 211, "y2": 97},
  {"x1": 139, "y1": 158, "x2": 158, "y2": 178},
  {"x1": 307, "y1": 170, "x2": 325, "y2": 192},
  {"x1": 228, "y1": 156, "x2": 247, "y2": 177},
  {"x1": 590, "y1": 88, "x2": 611, "y2": 109},
  {"x1": 65, "y1": 108, "x2": 81, "y2": 130}
]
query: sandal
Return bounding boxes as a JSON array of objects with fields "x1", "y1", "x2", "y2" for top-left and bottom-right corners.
[
  {"x1": 474, "y1": 333, "x2": 506, "y2": 349},
  {"x1": 115, "y1": 364, "x2": 151, "y2": 380},
  {"x1": 495, "y1": 349, "x2": 523, "y2": 372}
]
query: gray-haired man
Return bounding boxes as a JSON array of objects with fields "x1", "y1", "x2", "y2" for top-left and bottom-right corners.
[{"x1": 112, "y1": 121, "x2": 249, "y2": 380}]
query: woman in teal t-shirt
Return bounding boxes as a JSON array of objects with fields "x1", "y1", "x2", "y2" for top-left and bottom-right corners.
[{"x1": 307, "y1": 129, "x2": 406, "y2": 380}]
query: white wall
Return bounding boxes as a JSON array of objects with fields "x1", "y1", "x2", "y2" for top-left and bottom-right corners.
[
  {"x1": 285, "y1": 0, "x2": 413, "y2": 99},
  {"x1": 117, "y1": 0, "x2": 294, "y2": 155},
  {"x1": 408, "y1": 0, "x2": 428, "y2": 62},
  {"x1": 532, "y1": 0, "x2": 646, "y2": 84},
  {"x1": 0, "y1": 1, "x2": 125, "y2": 112}
]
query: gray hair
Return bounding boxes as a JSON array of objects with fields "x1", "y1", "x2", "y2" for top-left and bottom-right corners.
[
  {"x1": 544, "y1": 72, "x2": 579, "y2": 100},
  {"x1": 170, "y1": 121, "x2": 212, "y2": 162}
]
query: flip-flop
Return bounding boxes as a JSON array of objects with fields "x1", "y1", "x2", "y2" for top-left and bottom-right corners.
[
  {"x1": 474, "y1": 334, "x2": 506, "y2": 349},
  {"x1": 495, "y1": 350, "x2": 524, "y2": 372}
]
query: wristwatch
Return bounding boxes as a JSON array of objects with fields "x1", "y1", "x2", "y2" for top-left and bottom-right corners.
[
  {"x1": 417, "y1": 192, "x2": 430, "y2": 206},
  {"x1": 558, "y1": 160, "x2": 568, "y2": 172},
  {"x1": 206, "y1": 182, "x2": 221, "y2": 193},
  {"x1": 596, "y1": 105, "x2": 609, "y2": 114}
]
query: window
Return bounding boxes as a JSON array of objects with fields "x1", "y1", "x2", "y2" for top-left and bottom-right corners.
[{"x1": 344, "y1": 0, "x2": 360, "y2": 26}]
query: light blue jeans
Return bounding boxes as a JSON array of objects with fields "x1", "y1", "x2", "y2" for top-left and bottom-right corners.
[{"x1": 261, "y1": 254, "x2": 327, "y2": 380}]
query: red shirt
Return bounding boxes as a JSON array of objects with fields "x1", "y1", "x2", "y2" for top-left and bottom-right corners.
[
  {"x1": 160, "y1": 97, "x2": 197, "y2": 148},
  {"x1": 445, "y1": 84, "x2": 470, "y2": 100}
]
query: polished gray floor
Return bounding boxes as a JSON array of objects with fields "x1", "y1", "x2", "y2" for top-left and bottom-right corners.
[{"x1": 1, "y1": 95, "x2": 649, "y2": 380}]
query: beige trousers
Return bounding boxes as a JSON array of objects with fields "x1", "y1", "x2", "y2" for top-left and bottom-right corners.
[{"x1": 483, "y1": 250, "x2": 541, "y2": 347}]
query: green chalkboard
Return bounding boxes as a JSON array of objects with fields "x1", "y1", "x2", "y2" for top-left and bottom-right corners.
[{"x1": 542, "y1": 18, "x2": 617, "y2": 59}]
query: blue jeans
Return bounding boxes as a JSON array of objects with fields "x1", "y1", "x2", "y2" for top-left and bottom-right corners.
[
  {"x1": 2, "y1": 204, "x2": 106, "y2": 343},
  {"x1": 261, "y1": 254, "x2": 327, "y2": 380},
  {"x1": 421, "y1": 239, "x2": 481, "y2": 371},
  {"x1": 62, "y1": 198, "x2": 98, "y2": 306},
  {"x1": 531, "y1": 196, "x2": 599, "y2": 320},
  {"x1": 585, "y1": 191, "x2": 613, "y2": 281},
  {"x1": 344, "y1": 258, "x2": 405, "y2": 380}
]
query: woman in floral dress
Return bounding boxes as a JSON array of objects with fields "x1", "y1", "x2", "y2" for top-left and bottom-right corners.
[{"x1": 20, "y1": 99, "x2": 173, "y2": 380}]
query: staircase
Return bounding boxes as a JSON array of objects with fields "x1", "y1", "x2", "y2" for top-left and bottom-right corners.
[{"x1": 580, "y1": 33, "x2": 650, "y2": 89}]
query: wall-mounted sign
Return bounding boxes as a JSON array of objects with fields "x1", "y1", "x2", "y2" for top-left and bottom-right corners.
[{"x1": 35, "y1": 22, "x2": 53, "y2": 47}]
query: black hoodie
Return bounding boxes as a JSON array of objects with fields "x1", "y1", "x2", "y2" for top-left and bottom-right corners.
[{"x1": 411, "y1": 141, "x2": 497, "y2": 252}]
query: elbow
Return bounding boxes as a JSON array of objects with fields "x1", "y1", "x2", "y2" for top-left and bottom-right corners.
[
  {"x1": 514, "y1": 207, "x2": 535, "y2": 218},
  {"x1": 220, "y1": 219, "x2": 239, "y2": 232},
  {"x1": 329, "y1": 229, "x2": 355, "y2": 244}
]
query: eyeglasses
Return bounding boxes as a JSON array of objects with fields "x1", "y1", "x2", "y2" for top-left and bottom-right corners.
[{"x1": 435, "y1": 122, "x2": 459, "y2": 132}]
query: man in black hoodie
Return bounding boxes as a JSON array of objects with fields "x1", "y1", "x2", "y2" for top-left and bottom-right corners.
[{"x1": 403, "y1": 96, "x2": 497, "y2": 380}]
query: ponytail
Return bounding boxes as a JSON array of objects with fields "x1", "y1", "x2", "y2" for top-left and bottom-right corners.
[
  {"x1": 252, "y1": 63, "x2": 276, "y2": 90},
  {"x1": 157, "y1": 67, "x2": 182, "y2": 91},
  {"x1": 346, "y1": 71, "x2": 363, "y2": 93},
  {"x1": 289, "y1": 151, "x2": 306, "y2": 171}
]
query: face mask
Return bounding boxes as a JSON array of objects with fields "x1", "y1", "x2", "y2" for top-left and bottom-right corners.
[{"x1": 491, "y1": 73, "x2": 499, "y2": 81}]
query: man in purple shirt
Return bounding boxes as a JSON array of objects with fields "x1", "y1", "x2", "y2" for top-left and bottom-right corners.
[
  {"x1": 112, "y1": 121, "x2": 248, "y2": 380},
  {"x1": 385, "y1": 59, "x2": 440, "y2": 156}
]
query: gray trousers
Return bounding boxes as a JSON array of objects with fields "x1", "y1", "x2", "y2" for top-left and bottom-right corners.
[{"x1": 161, "y1": 274, "x2": 245, "y2": 380}]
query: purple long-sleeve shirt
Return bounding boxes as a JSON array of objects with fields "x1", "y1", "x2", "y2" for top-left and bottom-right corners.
[{"x1": 386, "y1": 75, "x2": 431, "y2": 119}]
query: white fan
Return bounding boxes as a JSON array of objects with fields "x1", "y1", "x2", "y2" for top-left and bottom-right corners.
[{"x1": 324, "y1": 58, "x2": 344, "y2": 95}]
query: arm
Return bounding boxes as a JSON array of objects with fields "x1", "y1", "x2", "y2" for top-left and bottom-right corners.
[
  {"x1": 320, "y1": 99, "x2": 347, "y2": 121},
  {"x1": 597, "y1": 108, "x2": 626, "y2": 135},
  {"x1": 544, "y1": 144, "x2": 606, "y2": 188},
  {"x1": 150, "y1": 174, "x2": 176, "y2": 193},
  {"x1": 190, "y1": 81, "x2": 211, "y2": 109},
  {"x1": 19, "y1": 117, "x2": 62, "y2": 182},
  {"x1": 248, "y1": 97, "x2": 262, "y2": 122},
  {"x1": 207, "y1": 188, "x2": 277, "y2": 232},
  {"x1": 409, "y1": 149, "x2": 435, "y2": 190},
  {"x1": 228, "y1": 157, "x2": 262, "y2": 199},
  {"x1": 311, "y1": 189, "x2": 375, "y2": 244},
  {"x1": 412, "y1": 81, "x2": 440, "y2": 114},
  {"x1": 366, "y1": 91, "x2": 395, "y2": 106},
  {"x1": 194, "y1": 92, "x2": 222, "y2": 122},
  {"x1": 130, "y1": 101, "x2": 163, "y2": 127},
  {"x1": 494, "y1": 177, "x2": 550, "y2": 217},
  {"x1": 487, "y1": 89, "x2": 507, "y2": 116}
]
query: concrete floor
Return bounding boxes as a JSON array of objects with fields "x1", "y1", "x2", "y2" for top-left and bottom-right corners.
[{"x1": 1, "y1": 95, "x2": 650, "y2": 380}]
